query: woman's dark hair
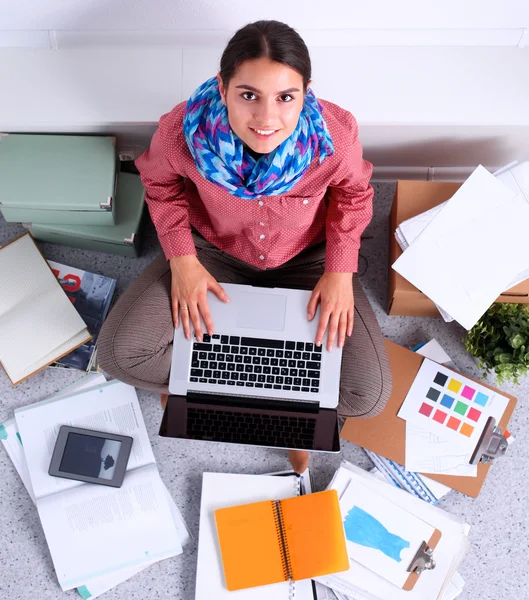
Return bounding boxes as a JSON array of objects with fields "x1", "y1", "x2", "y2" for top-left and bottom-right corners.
[{"x1": 219, "y1": 20, "x2": 311, "y2": 91}]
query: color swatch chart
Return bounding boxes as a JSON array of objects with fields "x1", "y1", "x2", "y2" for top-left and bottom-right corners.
[{"x1": 398, "y1": 358, "x2": 509, "y2": 448}]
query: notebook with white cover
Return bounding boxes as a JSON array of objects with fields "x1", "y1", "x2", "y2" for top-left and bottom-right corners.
[
  {"x1": 14, "y1": 380, "x2": 183, "y2": 590},
  {"x1": 0, "y1": 233, "x2": 91, "y2": 384},
  {"x1": 196, "y1": 472, "x2": 315, "y2": 600}
]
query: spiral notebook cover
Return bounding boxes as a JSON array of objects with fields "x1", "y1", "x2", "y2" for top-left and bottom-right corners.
[{"x1": 215, "y1": 490, "x2": 349, "y2": 591}]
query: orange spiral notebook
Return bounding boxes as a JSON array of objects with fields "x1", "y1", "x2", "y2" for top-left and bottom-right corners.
[{"x1": 214, "y1": 489, "x2": 349, "y2": 591}]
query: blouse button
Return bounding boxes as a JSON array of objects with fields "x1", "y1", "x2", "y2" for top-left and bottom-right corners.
[
  {"x1": 259, "y1": 221, "x2": 265, "y2": 226},
  {"x1": 259, "y1": 255, "x2": 265, "y2": 260},
  {"x1": 258, "y1": 200, "x2": 264, "y2": 206},
  {"x1": 302, "y1": 199, "x2": 309, "y2": 205},
  {"x1": 259, "y1": 234, "x2": 266, "y2": 240}
]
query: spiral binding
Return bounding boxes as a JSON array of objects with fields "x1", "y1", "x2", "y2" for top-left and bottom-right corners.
[{"x1": 272, "y1": 475, "x2": 302, "y2": 600}]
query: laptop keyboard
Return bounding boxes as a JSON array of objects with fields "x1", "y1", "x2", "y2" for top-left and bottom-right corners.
[
  {"x1": 187, "y1": 407, "x2": 316, "y2": 448},
  {"x1": 189, "y1": 334, "x2": 323, "y2": 393}
]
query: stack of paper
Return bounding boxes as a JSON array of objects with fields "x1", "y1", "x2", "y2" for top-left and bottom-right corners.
[
  {"x1": 0, "y1": 375, "x2": 190, "y2": 598},
  {"x1": 393, "y1": 162, "x2": 529, "y2": 329},
  {"x1": 0, "y1": 233, "x2": 91, "y2": 384},
  {"x1": 315, "y1": 462, "x2": 469, "y2": 600}
]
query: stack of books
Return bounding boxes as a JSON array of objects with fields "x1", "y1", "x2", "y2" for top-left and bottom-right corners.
[
  {"x1": 0, "y1": 134, "x2": 146, "y2": 257},
  {"x1": 0, "y1": 375, "x2": 190, "y2": 599}
]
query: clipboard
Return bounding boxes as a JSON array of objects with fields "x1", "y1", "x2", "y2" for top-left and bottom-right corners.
[
  {"x1": 341, "y1": 340, "x2": 517, "y2": 498},
  {"x1": 403, "y1": 529, "x2": 441, "y2": 591}
]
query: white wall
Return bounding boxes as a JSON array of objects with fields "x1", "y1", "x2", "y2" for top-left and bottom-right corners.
[
  {"x1": 2, "y1": 0, "x2": 528, "y2": 31},
  {"x1": 1, "y1": 0, "x2": 529, "y2": 176}
]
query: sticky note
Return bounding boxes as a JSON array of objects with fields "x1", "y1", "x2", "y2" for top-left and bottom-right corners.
[
  {"x1": 440, "y1": 394, "x2": 455, "y2": 409},
  {"x1": 433, "y1": 372, "x2": 448, "y2": 387},
  {"x1": 461, "y1": 385, "x2": 475, "y2": 400},
  {"x1": 447, "y1": 378, "x2": 462, "y2": 393},
  {"x1": 426, "y1": 387, "x2": 441, "y2": 402},
  {"x1": 467, "y1": 407, "x2": 481, "y2": 422},
  {"x1": 433, "y1": 410, "x2": 447, "y2": 424},
  {"x1": 460, "y1": 423, "x2": 474, "y2": 437},
  {"x1": 454, "y1": 401, "x2": 468, "y2": 416},
  {"x1": 419, "y1": 402, "x2": 434, "y2": 417},
  {"x1": 447, "y1": 416, "x2": 461, "y2": 430},
  {"x1": 474, "y1": 392, "x2": 489, "y2": 407}
]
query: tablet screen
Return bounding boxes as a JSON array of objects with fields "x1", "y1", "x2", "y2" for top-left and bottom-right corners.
[{"x1": 59, "y1": 432, "x2": 122, "y2": 480}]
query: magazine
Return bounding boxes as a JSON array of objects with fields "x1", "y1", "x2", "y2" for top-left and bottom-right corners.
[{"x1": 47, "y1": 261, "x2": 117, "y2": 371}]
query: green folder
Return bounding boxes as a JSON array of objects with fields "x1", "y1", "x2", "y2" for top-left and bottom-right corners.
[
  {"x1": 0, "y1": 134, "x2": 117, "y2": 226},
  {"x1": 28, "y1": 172, "x2": 146, "y2": 257}
]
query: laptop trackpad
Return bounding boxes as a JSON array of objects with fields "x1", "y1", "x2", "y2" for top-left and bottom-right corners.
[{"x1": 236, "y1": 293, "x2": 287, "y2": 331}]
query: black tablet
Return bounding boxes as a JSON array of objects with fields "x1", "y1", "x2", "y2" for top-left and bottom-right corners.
[{"x1": 49, "y1": 426, "x2": 133, "y2": 488}]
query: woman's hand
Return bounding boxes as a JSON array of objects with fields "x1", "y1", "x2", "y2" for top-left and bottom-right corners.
[
  {"x1": 307, "y1": 272, "x2": 354, "y2": 351},
  {"x1": 169, "y1": 255, "x2": 230, "y2": 341}
]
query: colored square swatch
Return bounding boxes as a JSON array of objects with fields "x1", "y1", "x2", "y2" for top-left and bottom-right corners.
[
  {"x1": 447, "y1": 378, "x2": 462, "y2": 393},
  {"x1": 433, "y1": 410, "x2": 447, "y2": 424},
  {"x1": 440, "y1": 394, "x2": 455, "y2": 409},
  {"x1": 454, "y1": 401, "x2": 468, "y2": 416},
  {"x1": 426, "y1": 387, "x2": 441, "y2": 402},
  {"x1": 460, "y1": 423, "x2": 474, "y2": 437},
  {"x1": 467, "y1": 407, "x2": 481, "y2": 422},
  {"x1": 461, "y1": 385, "x2": 475, "y2": 401},
  {"x1": 474, "y1": 392, "x2": 489, "y2": 407},
  {"x1": 419, "y1": 402, "x2": 434, "y2": 417},
  {"x1": 433, "y1": 372, "x2": 448, "y2": 387},
  {"x1": 447, "y1": 416, "x2": 461, "y2": 430}
]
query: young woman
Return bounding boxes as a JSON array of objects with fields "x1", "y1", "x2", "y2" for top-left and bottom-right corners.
[{"x1": 98, "y1": 20, "x2": 392, "y2": 473}]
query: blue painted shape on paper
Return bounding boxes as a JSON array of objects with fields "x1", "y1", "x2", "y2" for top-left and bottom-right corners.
[
  {"x1": 77, "y1": 585, "x2": 92, "y2": 599},
  {"x1": 0, "y1": 424, "x2": 7, "y2": 440},
  {"x1": 343, "y1": 506, "x2": 410, "y2": 562}
]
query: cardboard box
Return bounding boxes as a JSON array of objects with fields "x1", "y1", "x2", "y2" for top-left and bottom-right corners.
[{"x1": 387, "y1": 180, "x2": 529, "y2": 316}]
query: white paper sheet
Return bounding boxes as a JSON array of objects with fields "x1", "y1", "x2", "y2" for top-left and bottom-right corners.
[
  {"x1": 405, "y1": 422, "x2": 477, "y2": 477},
  {"x1": 398, "y1": 358, "x2": 510, "y2": 452},
  {"x1": 339, "y1": 480, "x2": 435, "y2": 588},
  {"x1": 393, "y1": 165, "x2": 529, "y2": 329}
]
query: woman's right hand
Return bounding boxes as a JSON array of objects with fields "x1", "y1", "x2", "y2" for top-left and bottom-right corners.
[{"x1": 169, "y1": 255, "x2": 230, "y2": 341}]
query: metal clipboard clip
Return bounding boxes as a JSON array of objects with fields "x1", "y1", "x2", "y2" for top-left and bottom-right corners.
[
  {"x1": 470, "y1": 416, "x2": 509, "y2": 465},
  {"x1": 407, "y1": 541, "x2": 436, "y2": 574}
]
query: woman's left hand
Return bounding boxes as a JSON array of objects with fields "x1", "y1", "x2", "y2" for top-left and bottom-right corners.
[{"x1": 307, "y1": 272, "x2": 354, "y2": 351}]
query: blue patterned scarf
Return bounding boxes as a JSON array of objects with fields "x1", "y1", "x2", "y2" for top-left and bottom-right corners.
[{"x1": 183, "y1": 76, "x2": 334, "y2": 199}]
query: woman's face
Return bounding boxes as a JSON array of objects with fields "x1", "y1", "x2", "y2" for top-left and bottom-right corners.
[{"x1": 218, "y1": 57, "x2": 308, "y2": 154}]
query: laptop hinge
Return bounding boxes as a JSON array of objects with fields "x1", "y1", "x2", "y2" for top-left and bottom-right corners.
[{"x1": 186, "y1": 391, "x2": 320, "y2": 414}]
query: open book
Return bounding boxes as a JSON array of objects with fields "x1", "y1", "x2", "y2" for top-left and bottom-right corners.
[
  {"x1": 0, "y1": 233, "x2": 91, "y2": 384},
  {"x1": 14, "y1": 379, "x2": 183, "y2": 591}
]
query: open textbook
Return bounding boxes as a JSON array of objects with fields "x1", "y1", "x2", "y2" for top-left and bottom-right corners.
[
  {"x1": 12, "y1": 379, "x2": 183, "y2": 591},
  {"x1": 0, "y1": 374, "x2": 191, "y2": 599},
  {"x1": 0, "y1": 233, "x2": 91, "y2": 384}
]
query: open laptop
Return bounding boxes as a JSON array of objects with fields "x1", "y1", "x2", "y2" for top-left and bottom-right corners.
[{"x1": 160, "y1": 283, "x2": 342, "y2": 452}]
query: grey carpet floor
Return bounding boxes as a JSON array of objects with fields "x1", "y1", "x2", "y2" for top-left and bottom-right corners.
[{"x1": 1, "y1": 183, "x2": 527, "y2": 600}]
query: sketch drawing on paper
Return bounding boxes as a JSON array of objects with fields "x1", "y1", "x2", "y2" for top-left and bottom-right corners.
[{"x1": 343, "y1": 506, "x2": 411, "y2": 562}]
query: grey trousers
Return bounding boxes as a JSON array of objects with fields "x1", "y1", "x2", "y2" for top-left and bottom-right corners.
[{"x1": 98, "y1": 233, "x2": 392, "y2": 418}]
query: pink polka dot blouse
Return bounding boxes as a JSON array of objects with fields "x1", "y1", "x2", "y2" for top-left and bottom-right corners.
[{"x1": 135, "y1": 99, "x2": 373, "y2": 273}]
